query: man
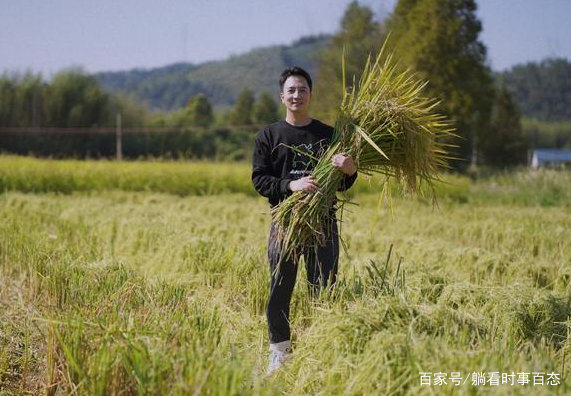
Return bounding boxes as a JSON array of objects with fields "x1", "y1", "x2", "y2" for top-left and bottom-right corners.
[{"x1": 251, "y1": 66, "x2": 357, "y2": 375}]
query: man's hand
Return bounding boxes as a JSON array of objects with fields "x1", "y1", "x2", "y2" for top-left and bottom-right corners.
[
  {"x1": 288, "y1": 176, "x2": 319, "y2": 193},
  {"x1": 332, "y1": 153, "x2": 357, "y2": 176}
]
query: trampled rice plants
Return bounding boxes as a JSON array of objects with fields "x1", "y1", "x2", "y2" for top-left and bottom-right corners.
[{"x1": 1, "y1": 165, "x2": 571, "y2": 395}]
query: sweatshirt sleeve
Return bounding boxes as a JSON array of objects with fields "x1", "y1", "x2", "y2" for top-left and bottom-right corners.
[
  {"x1": 338, "y1": 171, "x2": 358, "y2": 191},
  {"x1": 252, "y1": 131, "x2": 293, "y2": 200}
]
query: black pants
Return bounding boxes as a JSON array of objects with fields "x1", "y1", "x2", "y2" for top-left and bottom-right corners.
[{"x1": 266, "y1": 220, "x2": 339, "y2": 344}]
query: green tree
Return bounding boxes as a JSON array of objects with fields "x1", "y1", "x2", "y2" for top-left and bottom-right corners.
[
  {"x1": 182, "y1": 93, "x2": 214, "y2": 127},
  {"x1": 387, "y1": 0, "x2": 495, "y2": 168},
  {"x1": 480, "y1": 87, "x2": 528, "y2": 167},
  {"x1": 108, "y1": 93, "x2": 147, "y2": 128},
  {"x1": 45, "y1": 68, "x2": 110, "y2": 127},
  {"x1": 0, "y1": 72, "x2": 47, "y2": 127},
  {"x1": 253, "y1": 92, "x2": 279, "y2": 124},
  {"x1": 499, "y1": 58, "x2": 571, "y2": 121},
  {"x1": 0, "y1": 75, "x2": 15, "y2": 126},
  {"x1": 313, "y1": 1, "x2": 383, "y2": 124},
  {"x1": 230, "y1": 88, "x2": 255, "y2": 125}
]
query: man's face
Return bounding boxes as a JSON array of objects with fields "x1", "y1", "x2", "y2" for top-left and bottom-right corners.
[{"x1": 280, "y1": 75, "x2": 311, "y2": 114}]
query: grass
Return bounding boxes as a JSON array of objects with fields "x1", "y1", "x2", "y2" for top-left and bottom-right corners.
[
  {"x1": 2, "y1": 155, "x2": 571, "y2": 207},
  {"x1": 1, "y1": 157, "x2": 571, "y2": 394},
  {"x1": 0, "y1": 155, "x2": 255, "y2": 196}
]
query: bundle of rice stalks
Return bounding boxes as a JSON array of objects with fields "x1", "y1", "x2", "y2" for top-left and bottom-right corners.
[{"x1": 271, "y1": 44, "x2": 456, "y2": 259}]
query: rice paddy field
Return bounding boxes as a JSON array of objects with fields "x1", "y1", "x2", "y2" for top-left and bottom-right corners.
[{"x1": 1, "y1": 155, "x2": 571, "y2": 395}]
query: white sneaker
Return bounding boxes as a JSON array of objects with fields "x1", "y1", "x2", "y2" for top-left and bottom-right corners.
[{"x1": 266, "y1": 340, "x2": 291, "y2": 375}]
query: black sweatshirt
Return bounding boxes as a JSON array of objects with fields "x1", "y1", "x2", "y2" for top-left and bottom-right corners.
[{"x1": 252, "y1": 119, "x2": 358, "y2": 207}]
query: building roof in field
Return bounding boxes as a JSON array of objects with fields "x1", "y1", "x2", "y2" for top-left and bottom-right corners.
[
  {"x1": 532, "y1": 149, "x2": 571, "y2": 162},
  {"x1": 531, "y1": 149, "x2": 571, "y2": 168}
]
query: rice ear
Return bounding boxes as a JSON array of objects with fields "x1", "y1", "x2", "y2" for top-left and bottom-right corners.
[{"x1": 271, "y1": 37, "x2": 455, "y2": 257}]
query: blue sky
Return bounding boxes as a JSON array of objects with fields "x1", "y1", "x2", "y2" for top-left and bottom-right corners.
[{"x1": 1, "y1": 0, "x2": 570, "y2": 76}]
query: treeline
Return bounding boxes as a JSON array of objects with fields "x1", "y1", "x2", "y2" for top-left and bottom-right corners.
[
  {"x1": 148, "y1": 89, "x2": 281, "y2": 128},
  {"x1": 501, "y1": 58, "x2": 571, "y2": 148},
  {"x1": 522, "y1": 118, "x2": 571, "y2": 149},
  {"x1": 0, "y1": 71, "x2": 282, "y2": 159},
  {"x1": 0, "y1": 69, "x2": 145, "y2": 128},
  {"x1": 0, "y1": 70, "x2": 282, "y2": 129},
  {"x1": 499, "y1": 58, "x2": 571, "y2": 122}
]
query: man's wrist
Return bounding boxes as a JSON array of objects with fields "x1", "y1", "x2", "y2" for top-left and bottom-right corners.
[{"x1": 280, "y1": 178, "x2": 293, "y2": 193}]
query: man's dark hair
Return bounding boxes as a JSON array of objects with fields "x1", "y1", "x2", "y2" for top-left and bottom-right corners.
[{"x1": 279, "y1": 66, "x2": 313, "y2": 92}]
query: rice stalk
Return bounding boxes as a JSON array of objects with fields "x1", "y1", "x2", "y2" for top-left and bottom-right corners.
[{"x1": 271, "y1": 42, "x2": 456, "y2": 259}]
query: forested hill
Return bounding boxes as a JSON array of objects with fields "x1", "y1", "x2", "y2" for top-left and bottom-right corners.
[
  {"x1": 96, "y1": 35, "x2": 571, "y2": 122},
  {"x1": 498, "y1": 58, "x2": 571, "y2": 122},
  {"x1": 95, "y1": 35, "x2": 331, "y2": 111}
]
